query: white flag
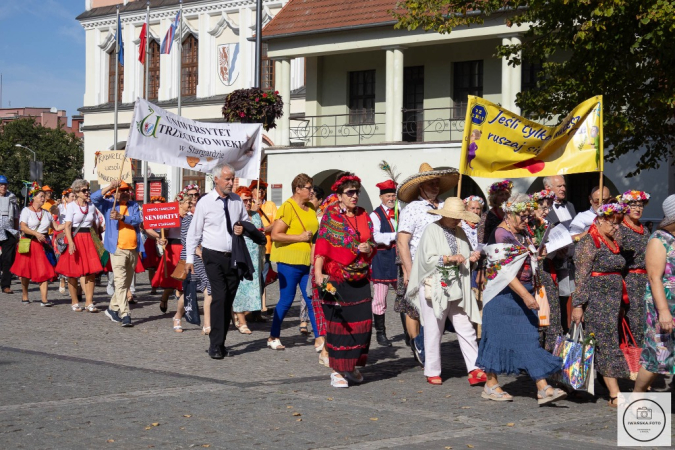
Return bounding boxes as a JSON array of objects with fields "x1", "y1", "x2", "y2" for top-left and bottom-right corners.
[{"x1": 126, "y1": 98, "x2": 262, "y2": 178}]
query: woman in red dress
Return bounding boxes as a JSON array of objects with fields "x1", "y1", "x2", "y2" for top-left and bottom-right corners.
[
  {"x1": 152, "y1": 192, "x2": 192, "y2": 316},
  {"x1": 11, "y1": 183, "x2": 65, "y2": 306},
  {"x1": 55, "y1": 179, "x2": 103, "y2": 313},
  {"x1": 142, "y1": 196, "x2": 165, "y2": 295}
]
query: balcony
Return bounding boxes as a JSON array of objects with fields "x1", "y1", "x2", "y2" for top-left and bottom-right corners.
[{"x1": 289, "y1": 107, "x2": 466, "y2": 147}]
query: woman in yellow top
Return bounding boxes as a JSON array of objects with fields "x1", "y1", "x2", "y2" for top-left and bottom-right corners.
[{"x1": 267, "y1": 173, "x2": 320, "y2": 350}]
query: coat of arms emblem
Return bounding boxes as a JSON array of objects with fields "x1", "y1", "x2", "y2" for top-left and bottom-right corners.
[{"x1": 218, "y1": 43, "x2": 239, "y2": 86}]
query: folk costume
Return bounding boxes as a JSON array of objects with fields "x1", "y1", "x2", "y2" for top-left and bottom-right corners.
[
  {"x1": 55, "y1": 199, "x2": 104, "y2": 278},
  {"x1": 369, "y1": 179, "x2": 398, "y2": 346},
  {"x1": 315, "y1": 203, "x2": 377, "y2": 373}
]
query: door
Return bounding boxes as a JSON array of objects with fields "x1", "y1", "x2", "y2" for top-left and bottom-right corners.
[{"x1": 402, "y1": 66, "x2": 424, "y2": 142}]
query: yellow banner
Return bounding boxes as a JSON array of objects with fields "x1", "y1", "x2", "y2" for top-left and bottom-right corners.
[{"x1": 459, "y1": 95, "x2": 603, "y2": 178}]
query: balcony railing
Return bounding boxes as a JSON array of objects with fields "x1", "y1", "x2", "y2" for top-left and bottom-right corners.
[
  {"x1": 290, "y1": 107, "x2": 466, "y2": 147},
  {"x1": 290, "y1": 112, "x2": 385, "y2": 147}
]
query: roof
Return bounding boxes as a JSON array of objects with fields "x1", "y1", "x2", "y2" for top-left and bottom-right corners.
[
  {"x1": 76, "y1": 0, "x2": 203, "y2": 21},
  {"x1": 262, "y1": 0, "x2": 398, "y2": 39}
]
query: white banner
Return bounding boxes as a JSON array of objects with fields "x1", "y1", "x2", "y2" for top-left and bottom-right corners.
[{"x1": 126, "y1": 98, "x2": 262, "y2": 179}]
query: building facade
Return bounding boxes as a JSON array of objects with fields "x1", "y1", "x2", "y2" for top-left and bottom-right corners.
[
  {"x1": 77, "y1": 0, "x2": 305, "y2": 198},
  {"x1": 261, "y1": 0, "x2": 669, "y2": 221},
  {"x1": 0, "y1": 107, "x2": 83, "y2": 138}
]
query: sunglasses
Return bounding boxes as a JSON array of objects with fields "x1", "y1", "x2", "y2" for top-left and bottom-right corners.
[
  {"x1": 80, "y1": 189, "x2": 91, "y2": 193},
  {"x1": 343, "y1": 189, "x2": 361, "y2": 197}
]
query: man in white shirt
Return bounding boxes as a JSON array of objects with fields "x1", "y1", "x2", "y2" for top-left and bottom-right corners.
[
  {"x1": 569, "y1": 185, "x2": 612, "y2": 237},
  {"x1": 369, "y1": 180, "x2": 398, "y2": 347},
  {"x1": 186, "y1": 163, "x2": 249, "y2": 359}
]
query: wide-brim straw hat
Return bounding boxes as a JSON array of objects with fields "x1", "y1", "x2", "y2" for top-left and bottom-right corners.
[
  {"x1": 428, "y1": 197, "x2": 480, "y2": 223},
  {"x1": 397, "y1": 163, "x2": 459, "y2": 203}
]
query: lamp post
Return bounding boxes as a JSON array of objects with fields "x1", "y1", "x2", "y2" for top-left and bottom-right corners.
[{"x1": 14, "y1": 143, "x2": 36, "y2": 161}]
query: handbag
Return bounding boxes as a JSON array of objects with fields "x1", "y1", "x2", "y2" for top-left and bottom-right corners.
[
  {"x1": 18, "y1": 237, "x2": 31, "y2": 254},
  {"x1": 552, "y1": 323, "x2": 596, "y2": 394},
  {"x1": 171, "y1": 259, "x2": 188, "y2": 281},
  {"x1": 182, "y1": 273, "x2": 201, "y2": 326},
  {"x1": 620, "y1": 317, "x2": 642, "y2": 380},
  {"x1": 535, "y1": 284, "x2": 551, "y2": 326}
]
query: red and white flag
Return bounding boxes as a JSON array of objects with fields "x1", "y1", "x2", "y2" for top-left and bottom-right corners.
[{"x1": 138, "y1": 23, "x2": 147, "y2": 64}]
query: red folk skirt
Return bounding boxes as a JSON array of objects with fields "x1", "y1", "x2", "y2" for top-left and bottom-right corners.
[
  {"x1": 142, "y1": 237, "x2": 160, "y2": 269},
  {"x1": 11, "y1": 239, "x2": 56, "y2": 283},
  {"x1": 55, "y1": 232, "x2": 104, "y2": 278},
  {"x1": 103, "y1": 251, "x2": 145, "y2": 273},
  {"x1": 151, "y1": 242, "x2": 183, "y2": 290}
]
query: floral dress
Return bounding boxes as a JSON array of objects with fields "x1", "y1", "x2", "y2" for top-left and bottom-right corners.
[
  {"x1": 573, "y1": 231, "x2": 629, "y2": 378},
  {"x1": 616, "y1": 221, "x2": 649, "y2": 346},
  {"x1": 640, "y1": 230, "x2": 675, "y2": 374},
  {"x1": 232, "y1": 213, "x2": 263, "y2": 313}
]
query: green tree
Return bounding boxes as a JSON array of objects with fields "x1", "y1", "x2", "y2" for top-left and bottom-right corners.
[
  {"x1": 0, "y1": 118, "x2": 84, "y2": 202},
  {"x1": 392, "y1": 0, "x2": 675, "y2": 175}
]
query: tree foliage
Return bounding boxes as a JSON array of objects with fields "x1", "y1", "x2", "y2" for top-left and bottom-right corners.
[
  {"x1": 392, "y1": 0, "x2": 675, "y2": 175},
  {"x1": 0, "y1": 118, "x2": 84, "y2": 201}
]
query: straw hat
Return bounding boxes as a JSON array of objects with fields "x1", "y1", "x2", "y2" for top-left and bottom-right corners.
[
  {"x1": 428, "y1": 197, "x2": 480, "y2": 223},
  {"x1": 397, "y1": 163, "x2": 459, "y2": 203},
  {"x1": 659, "y1": 194, "x2": 675, "y2": 229}
]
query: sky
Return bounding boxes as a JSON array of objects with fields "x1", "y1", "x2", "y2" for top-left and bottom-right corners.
[{"x1": 0, "y1": 0, "x2": 86, "y2": 122}]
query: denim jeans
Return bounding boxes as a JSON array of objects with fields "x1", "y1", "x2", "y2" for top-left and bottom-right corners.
[{"x1": 270, "y1": 263, "x2": 319, "y2": 338}]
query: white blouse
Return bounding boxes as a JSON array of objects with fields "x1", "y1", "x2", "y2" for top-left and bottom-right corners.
[
  {"x1": 19, "y1": 207, "x2": 53, "y2": 234},
  {"x1": 65, "y1": 201, "x2": 96, "y2": 228}
]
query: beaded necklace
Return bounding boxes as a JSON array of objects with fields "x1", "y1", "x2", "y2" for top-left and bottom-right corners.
[
  {"x1": 31, "y1": 206, "x2": 43, "y2": 222},
  {"x1": 77, "y1": 200, "x2": 89, "y2": 216},
  {"x1": 622, "y1": 218, "x2": 644, "y2": 235}
]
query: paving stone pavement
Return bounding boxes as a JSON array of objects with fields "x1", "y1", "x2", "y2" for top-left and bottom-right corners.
[{"x1": 0, "y1": 274, "x2": 671, "y2": 449}]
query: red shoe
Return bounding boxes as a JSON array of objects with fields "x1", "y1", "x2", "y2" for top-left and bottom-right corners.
[
  {"x1": 468, "y1": 369, "x2": 487, "y2": 386},
  {"x1": 426, "y1": 376, "x2": 442, "y2": 385}
]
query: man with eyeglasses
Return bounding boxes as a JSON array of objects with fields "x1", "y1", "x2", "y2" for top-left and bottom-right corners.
[{"x1": 569, "y1": 185, "x2": 612, "y2": 239}]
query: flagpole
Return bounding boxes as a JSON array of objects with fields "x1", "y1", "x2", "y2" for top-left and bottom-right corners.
[
  {"x1": 174, "y1": 0, "x2": 183, "y2": 194},
  {"x1": 598, "y1": 96, "x2": 605, "y2": 205},
  {"x1": 143, "y1": 1, "x2": 150, "y2": 204},
  {"x1": 114, "y1": 5, "x2": 120, "y2": 151},
  {"x1": 456, "y1": 173, "x2": 463, "y2": 199}
]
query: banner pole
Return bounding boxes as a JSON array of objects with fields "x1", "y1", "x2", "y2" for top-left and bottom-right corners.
[
  {"x1": 113, "y1": 6, "x2": 120, "y2": 151},
  {"x1": 143, "y1": 1, "x2": 150, "y2": 204},
  {"x1": 599, "y1": 171, "x2": 604, "y2": 206},
  {"x1": 456, "y1": 173, "x2": 463, "y2": 199},
  {"x1": 111, "y1": 157, "x2": 128, "y2": 212}
]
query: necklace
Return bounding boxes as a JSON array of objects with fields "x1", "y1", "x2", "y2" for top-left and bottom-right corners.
[
  {"x1": 596, "y1": 229, "x2": 620, "y2": 254},
  {"x1": 622, "y1": 218, "x2": 644, "y2": 235},
  {"x1": 31, "y1": 206, "x2": 43, "y2": 222},
  {"x1": 77, "y1": 200, "x2": 89, "y2": 215},
  {"x1": 343, "y1": 210, "x2": 360, "y2": 238}
]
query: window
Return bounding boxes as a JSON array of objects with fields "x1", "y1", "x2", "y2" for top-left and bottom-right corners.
[
  {"x1": 261, "y1": 43, "x2": 274, "y2": 90},
  {"x1": 144, "y1": 40, "x2": 160, "y2": 100},
  {"x1": 521, "y1": 61, "x2": 543, "y2": 92},
  {"x1": 348, "y1": 70, "x2": 376, "y2": 125},
  {"x1": 181, "y1": 34, "x2": 198, "y2": 97},
  {"x1": 403, "y1": 66, "x2": 424, "y2": 142},
  {"x1": 108, "y1": 50, "x2": 124, "y2": 103},
  {"x1": 453, "y1": 60, "x2": 483, "y2": 117}
]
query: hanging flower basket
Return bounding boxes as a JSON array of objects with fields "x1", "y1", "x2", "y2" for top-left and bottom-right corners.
[{"x1": 222, "y1": 88, "x2": 284, "y2": 132}]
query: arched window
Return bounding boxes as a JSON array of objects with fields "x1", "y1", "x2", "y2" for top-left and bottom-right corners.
[
  {"x1": 145, "y1": 40, "x2": 160, "y2": 100},
  {"x1": 108, "y1": 50, "x2": 124, "y2": 103},
  {"x1": 181, "y1": 34, "x2": 198, "y2": 96}
]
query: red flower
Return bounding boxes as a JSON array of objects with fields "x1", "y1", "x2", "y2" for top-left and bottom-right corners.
[
  {"x1": 262, "y1": 93, "x2": 268, "y2": 98},
  {"x1": 239, "y1": 112, "x2": 246, "y2": 117},
  {"x1": 275, "y1": 91, "x2": 279, "y2": 94},
  {"x1": 255, "y1": 98, "x2": 260, "y2": 102}
]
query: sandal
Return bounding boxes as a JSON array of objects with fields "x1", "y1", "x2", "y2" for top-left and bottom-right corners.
[
  {"x1": 330, "y1": 372, "x2": 349, "y2": 388},
  {"x1": 237, "y1": 324, "x2": 252, "y2": 335},
  {"x1": 468, "y1": 369, "x2": 487, "y2": 386},
  {"x1": 159, "y1": 298, "x2": 168, "y2": 313},
  {"x1": 267, "y1": 338, "x2": 285, "y2": 350},
  {"x1": 127, "y1": 295, "x2": 137, "y2": 305},
  {"x1": 608, "y1": 396, "x2": 619, "y2": 408},
  {"x1": 427, "y1": 376, "x2": 443, "y2": 385},
  {"x1": 344, "y1": 368, "x2": 364, "y2": 384},
  {"x1": 481, "y1": 384, "x2": 513, "y2": 402},
  {"x1": 173, "y1": 317, "x2": 183, "y2": 333},
  {"x1": 21, "y1": 299, "x2": 30, "y2": 305},
  {"x1": 315, "y1": 342, "x2": 325, "y2": 353},
  {"x1": 537, "y1": 385, "x2": 567, "y2": 406},
  {"x1": 299, "y1": 325, "x2": 310, "y2": 335},
  {"x1": 319, "y1": 354, "x2": 330, "y2": 367},
  {"x1": 202, "y1": 326, "x2": 211, "y2": 335},
  {"x1": 85, "y1": 304, "x2": 99, "y2": 313},
  {"x1": 71, "y1": 303, "x2": 83, "y2": 312},
  {"x1": 41, "y1": 301, "x2": 54, "y2": 307}
]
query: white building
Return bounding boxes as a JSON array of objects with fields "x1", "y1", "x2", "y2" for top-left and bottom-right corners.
[
  {"x1": 261, "y1": 0, "x2": 669, "y2": 221},
  {"x1": 77, "y1": 0, "x2": 305, "y2": 199}
]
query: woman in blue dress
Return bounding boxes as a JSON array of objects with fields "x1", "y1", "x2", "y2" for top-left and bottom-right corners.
[{"x1": 232, "y1": 187, "x2": 263, "y2": 334}]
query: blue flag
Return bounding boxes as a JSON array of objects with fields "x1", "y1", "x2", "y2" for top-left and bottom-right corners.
[{"x1": 117, "y1": 17, "x2": 124, "y2": 66}]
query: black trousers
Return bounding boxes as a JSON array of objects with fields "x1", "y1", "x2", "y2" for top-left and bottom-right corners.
[
  {"x1": 0, "y1": 233, "x2": 17, "y2": 289},
  {"x1": 202, "y1": 248, "x2": 240, "y2": 350}
]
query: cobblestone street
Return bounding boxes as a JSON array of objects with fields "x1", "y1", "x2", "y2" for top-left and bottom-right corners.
[{"x1": 0, "y1": 275, "x2": 669, "y2": 449}]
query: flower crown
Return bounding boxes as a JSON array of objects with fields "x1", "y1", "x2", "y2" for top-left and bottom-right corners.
[
  {"x1": 596, "y1": 202, "x2": 628, "y2": 217},
  {"x1": 183, "y1": 184, "x2": 200, "y2": 193},
  {"x1": 531, "y1": 189, "x2": 556, "y2": 202},
  {"x1": 463, "y1": 195, "x2": 485, "y2": 206},
  {"x1": 174, "y1": 192, "x2": 187, "y2": 203},
  {"x1": 501, "y1": 200, "x2": 537, "y2": 213},
  {"x1": 488, "y1": 180, "x2": 513, "y2": 195},
  {"x1": 331, "y1": 175, "x2": 361, "y2": 193},
  {"x1": 28, "y1": 182, "x2": 41, "y2": 204},
  {"x1": 150, "y1": 196, "x2": 166, "y2": 203},
  {"x1": 618, "y1": 190, "x2": 650, "y2": 204}
]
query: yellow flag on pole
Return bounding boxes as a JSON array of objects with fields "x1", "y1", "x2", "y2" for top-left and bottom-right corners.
[{"x1": 459, "y1": 95, "x2": 603, "y2": 178}]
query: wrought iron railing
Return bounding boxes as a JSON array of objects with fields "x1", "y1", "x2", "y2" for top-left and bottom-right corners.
[
  {"x1": 290, "y1": 112, "x2": 385, "y2": 147},
  {"x1": 401, "y1": 106, "x2": 466, "y2": 142}
]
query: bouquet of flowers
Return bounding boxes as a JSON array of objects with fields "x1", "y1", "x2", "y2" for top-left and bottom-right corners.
[
  {"x1": 438, "y1": 263, "x2": 459, "y2": 293},
  {"x1": 318, "y1": 277, "x2": 341, "y2": 306}
]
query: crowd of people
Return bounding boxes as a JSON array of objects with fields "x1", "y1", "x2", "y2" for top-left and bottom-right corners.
[{"x1": 0, "y1": 164, "x2": 673, "y2": 401}]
